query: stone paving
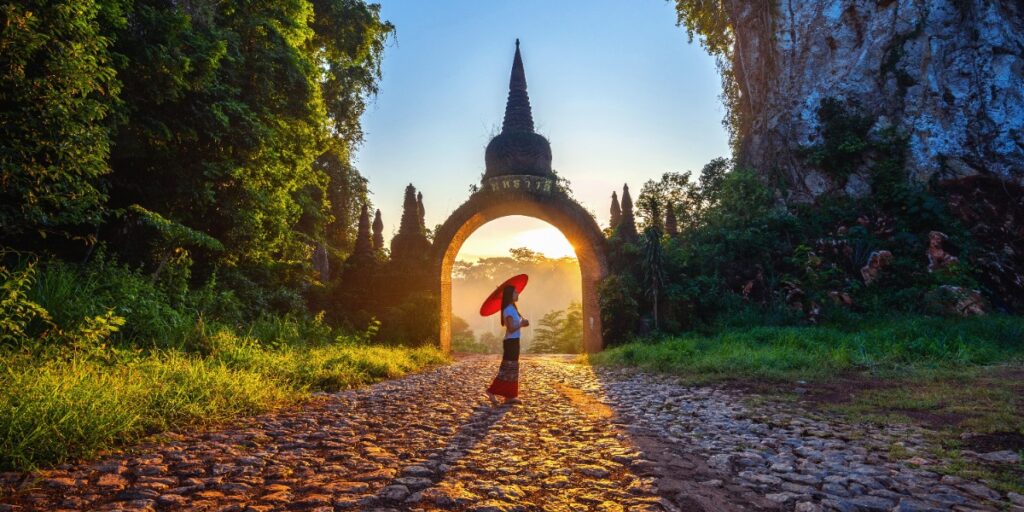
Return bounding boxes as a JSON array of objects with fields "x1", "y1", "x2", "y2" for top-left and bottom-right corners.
[{"x1": 0, "y1": 355, "x2": 1020, "y2": 511}]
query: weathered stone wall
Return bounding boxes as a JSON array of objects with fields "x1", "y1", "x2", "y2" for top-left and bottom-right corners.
[{"x1": 726, "y1": 0, "x2": 1024, "y2": 200}]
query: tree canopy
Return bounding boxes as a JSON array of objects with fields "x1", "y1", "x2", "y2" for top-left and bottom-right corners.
[{"x1": 1, "y1": 0, "x2": 392, "y2": 314}]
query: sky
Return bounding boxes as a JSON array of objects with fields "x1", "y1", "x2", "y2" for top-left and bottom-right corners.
[{"x1": 354, "y1": 0, "x2": 730, "y2": 261}]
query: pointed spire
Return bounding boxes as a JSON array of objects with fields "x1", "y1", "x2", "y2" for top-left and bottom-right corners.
[
  {"x1": 502, "y1": 38, "x2": 535, "y2": 133},
  {"x1": 610, "y1": 191, "x2": 622, "y2": 230},
  {"x1": 372, "y1": 209, "x2": 384, "y2": 250}
]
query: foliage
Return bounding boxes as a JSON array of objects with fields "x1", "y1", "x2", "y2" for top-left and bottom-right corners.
[
  {"x1": 598, "y1": 273, "x2": 640, "y2": 345},
  {"x1": 1, "y1": 255, "x2": 128, "y2": 354},
  {"x1": 451, "y1": 315, "x2": 495, "y2": 353},
  {"x1": 636, "y1": 158, "x2": 730, "y2": 232},
  {"x1": 128, "y1": 206, "x2": 224, "y2": 253},
  {"x1": 801, "y1": 98, "x2": 876, "y2": 183},
  {"x1": 0, "y1": 336, "x2": 445, "y2": 471},
  {"x1": 641, "y1": 227, "x2": 666, "y2": 330},
  {"x1": 0, "y1": 254, "x2": 446, "y2": 471},
  {"x1": 590, "y1": 315, "x2": 1024, "y2": 382},
  {"x1": 529, "y1": 302, "x2": 583, "y2": 354},
  {"x1": 0, "y1": 258, "x2": 53, "y2": 347},
  {"x1": 0, "y1": 0, "x2": 124, "y2": 242},
  {"x1": 0, "y1": 0, "x2": 391, "y2": 314},
  {"x1": 603, "y1": 99, "x2": 993, "y2": 341}
]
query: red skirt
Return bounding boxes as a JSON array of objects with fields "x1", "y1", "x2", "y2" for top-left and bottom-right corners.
[{"x1": 488, "y1": 338, "x2": 520, "y2": 398}]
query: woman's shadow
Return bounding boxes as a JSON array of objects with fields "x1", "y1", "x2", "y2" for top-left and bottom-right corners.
[{"x1": 375, "y1": 401, "x2": 511, "y2": 502}]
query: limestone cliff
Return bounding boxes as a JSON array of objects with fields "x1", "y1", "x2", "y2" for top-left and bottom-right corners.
[{"x1": 720, "y1": 0, "x2": 1024, "y2": 201}]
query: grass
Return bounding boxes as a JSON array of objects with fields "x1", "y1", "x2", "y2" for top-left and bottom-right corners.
[
  {"x1": 0, "y1": 255, "x2": 450, "y2": 472},
  {"x1": 0, "y1": 334, "x2": 447, "y2": 472},
  {"x1": 824, "y1": 370, "x2": 1024, "y2": 494},
  {"x1": 589, "y1": 315, "x2": 1024, "y2": 494},
  {"x1": 588, "y1": 315, "x2": 1024, "y2": 382}
]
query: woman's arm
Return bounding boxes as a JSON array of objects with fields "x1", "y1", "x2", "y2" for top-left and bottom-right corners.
[{"x1": 504, "y1": 314, "x2": 522, "y2": 334}]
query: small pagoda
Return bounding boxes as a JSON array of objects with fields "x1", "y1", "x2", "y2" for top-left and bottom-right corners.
[{"x1": 481, "y1": 40, "x2": 558, "y2": 195}]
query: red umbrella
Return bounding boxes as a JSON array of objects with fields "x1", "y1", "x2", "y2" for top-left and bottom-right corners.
[{"x1": 479, "y1": 274, "x2": 529, "y2": 316}]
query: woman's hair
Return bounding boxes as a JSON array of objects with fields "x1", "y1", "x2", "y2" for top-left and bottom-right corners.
[{"x1": 499, "y1": 285, "x2": 520, "y2": 326}]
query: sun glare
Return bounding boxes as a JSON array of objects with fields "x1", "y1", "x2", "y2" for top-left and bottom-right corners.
[
  {"x1": 456, "y1": 216, "x2": 577, "y2": 261},
  {"x1": 513, "y1": 227, "x2": 576, "y2": 259}
]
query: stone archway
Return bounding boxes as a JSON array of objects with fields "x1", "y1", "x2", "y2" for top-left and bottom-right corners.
[
  {"x1": 430, "y1": 40, "x2": 608, "y2": 353},
  {"x1": 431, "y1": 175, "x2": 608, "y2": 354}
]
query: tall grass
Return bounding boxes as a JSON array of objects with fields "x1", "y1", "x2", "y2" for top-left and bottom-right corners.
[
  {"x1": 589, "y1": 316, "x2": 1024, "y2": 381},
  {"x1": 0, "y1": 257, "x2": 449, "y2": 471},
  {"x1": 0, "y1": 336, "x2": 447, "y2": 471}
]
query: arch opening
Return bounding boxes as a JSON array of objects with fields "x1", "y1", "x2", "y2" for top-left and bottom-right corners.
[
  {"x1": 450, "y1": 216, "x2": 583, "y2": 354},
  {"x1": 432, "y1": 188, "x2": 608, "y2": 354}
]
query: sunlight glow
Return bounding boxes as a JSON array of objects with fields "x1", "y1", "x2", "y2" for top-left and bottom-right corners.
[
  {"x1": 512, "y1": 227, "x2": 576, "y2": 259},
  {"x1": 456, "y1": 216, "x2": 578, "y2": 261}
]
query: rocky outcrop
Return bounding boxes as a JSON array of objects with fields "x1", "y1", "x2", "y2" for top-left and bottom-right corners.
[{"x1": 724, "y1": 0, "x2": 1024, "y2": 200}]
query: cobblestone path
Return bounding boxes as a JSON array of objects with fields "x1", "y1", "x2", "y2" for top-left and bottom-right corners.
[{"x1": 1, "y1": 356, "x2": 1020, "y2": 511}]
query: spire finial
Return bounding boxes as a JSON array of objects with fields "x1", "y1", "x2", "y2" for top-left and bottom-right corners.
[{"x1": 502, "y1": 39, "x2": 534, "y2": 133}]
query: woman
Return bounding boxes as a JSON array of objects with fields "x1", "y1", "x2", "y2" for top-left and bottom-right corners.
[{"x1": 486, "y1": 285, "x2": 529, "y2": 405}]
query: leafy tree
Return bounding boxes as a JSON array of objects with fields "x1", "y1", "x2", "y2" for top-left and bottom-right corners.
[
  {"x1": 451, "y1": 315, "x2": 493, "y2": 353},
  {"x1": 598, "y1": 273, "x2": 640, "y2": 345},
  {"x1": 636, "y1": 187, "x2": 664, "y2": 233},
  {"x1": 0, "y1": 0, "x2": 125, "y2": 244},
  {"x1": 98, "y1": 0, "x2": 391, "y2": 310},
  {"x1": 665, "y1": 201, "x2": 679, "y2": 236},
  {"x1": 320, "y1": 147, "x2": 372, "y2": 258},
  {"x1": 641, "y1": 226, "x2": 666, "y2": 330},
  {"x1": 529, "y1": 302, "x2": 583, "y2": 354}
]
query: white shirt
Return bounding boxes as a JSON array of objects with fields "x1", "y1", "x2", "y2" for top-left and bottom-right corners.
[{"x1": 503, "y1": 304, "x2": 522, "y2": 339}]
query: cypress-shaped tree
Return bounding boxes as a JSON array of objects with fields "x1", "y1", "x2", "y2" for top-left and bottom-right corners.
[
  {"x1": 372, "y1": 208, "x2": 384, "y2": 251},
  {"x1": 665, "y1": 201, "x2": 678, "y2": 236},
  {"x1": 352, "y1": 203, "x2": 373, "y2": 257},
  {"x1": 617, "y1": 184, "x2": 638, "y2": 242},
  {"x1": 609, "y1": 191, "x2": 622, "y2": 231},
  {"x1": 417, "y1": 191, "x2": 426, "y2": 233}
]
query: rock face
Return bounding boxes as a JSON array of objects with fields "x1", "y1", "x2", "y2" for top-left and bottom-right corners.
[{"x1": 725, "y1": 0, "x2": 1024, "y2": 200}]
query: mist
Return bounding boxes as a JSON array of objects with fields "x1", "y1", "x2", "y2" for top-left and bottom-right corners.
[{"x1": 451, "y1": 249, "x2": 582, "y2": 352}]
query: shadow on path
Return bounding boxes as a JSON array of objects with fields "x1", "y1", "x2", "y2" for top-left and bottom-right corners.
[{"x1": 374, "y1": 401, "x2": 510, "y2": 504}]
